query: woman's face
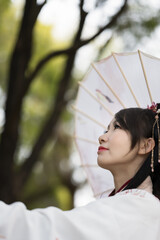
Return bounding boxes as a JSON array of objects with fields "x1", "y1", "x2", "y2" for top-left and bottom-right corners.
[{"x1": 97, "y1": 118, "x2": 139, "y2": 170}]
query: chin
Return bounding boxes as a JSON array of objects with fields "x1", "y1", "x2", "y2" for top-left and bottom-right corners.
[
  {"x1": 97, "y1": 158, "x2": 109, "y2": 170},
  {"x1": 97, "y1": 158, "x2": 114, "y2": 172}
]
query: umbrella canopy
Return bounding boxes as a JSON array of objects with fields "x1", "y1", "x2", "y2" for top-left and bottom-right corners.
[{"x1": 74, "y1": 50, "x2": 160, "y2": 198}]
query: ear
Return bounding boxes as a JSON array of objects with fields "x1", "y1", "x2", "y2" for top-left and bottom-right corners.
[{"x1": 138, "y1": 138, "x2": 155, "y2": 155}]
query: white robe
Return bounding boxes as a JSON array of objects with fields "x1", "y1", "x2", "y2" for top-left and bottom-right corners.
[{"x1": 0, "y1": 189, "x2": 160, "y2": 240}]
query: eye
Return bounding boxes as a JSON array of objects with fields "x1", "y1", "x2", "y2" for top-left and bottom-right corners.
[
  {"x1": 114, "y1": 123, "x2": 121, "y2": 130},
  {"x1": 103, "y1": 130, "x2": 108, "y2": 134}
]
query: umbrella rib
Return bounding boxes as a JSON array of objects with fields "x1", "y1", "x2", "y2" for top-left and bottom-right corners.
[
  {"x1": 72, "y1": 105, "x2": 107, "y2": 129},
  {"x1": 92, "y1": 63, "x2": 126, "y2": 108},
  {"x1": 112, "y1": 53, "x2": 140, "y2": 107},
  {"x1": 138, "y1": 50, "x2": 153, "y2": 104},
  {"x1": 73, "y1": 135, "x2": 98, "y2": 145},
  {"x1": 78, "y1": 82, "x2": 114, "y2": 116}
]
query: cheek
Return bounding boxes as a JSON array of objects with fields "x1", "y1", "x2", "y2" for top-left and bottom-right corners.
[{"x1": 110, "y1": 133, "x2": 131, "y2": 154}]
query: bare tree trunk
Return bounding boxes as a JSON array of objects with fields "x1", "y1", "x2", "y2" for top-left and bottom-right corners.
[{"x1": 0, "y1": 0, "x2": 46, "y2": 202}]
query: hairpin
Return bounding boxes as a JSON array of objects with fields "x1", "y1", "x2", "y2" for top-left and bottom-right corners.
[{"x1": 147, "y1": 102, "x2": 157, "y2": 112}]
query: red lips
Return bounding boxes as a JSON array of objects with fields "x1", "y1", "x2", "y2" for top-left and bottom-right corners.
[{"x1": 98, "y1": 146, "x2": 109, "y2": 151}]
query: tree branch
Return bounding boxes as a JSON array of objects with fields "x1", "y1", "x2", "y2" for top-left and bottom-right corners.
[
  {"x1": 97, "y1": 35, "x2": 113, "y2": 60},
  {"x1": 25, "y1": 0, "x2": 128, "y2": 93},
  {"x1": 80, "y1": 0, "x2": 128, "y2": 45}
]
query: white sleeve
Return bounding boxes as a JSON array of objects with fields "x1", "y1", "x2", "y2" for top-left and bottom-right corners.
[
  {"x1": 0, "y1": 201, "x2": 59, "y2": 240},
  {"x1": 0, "y1": 190, "x2": 160, "y2": 240}
]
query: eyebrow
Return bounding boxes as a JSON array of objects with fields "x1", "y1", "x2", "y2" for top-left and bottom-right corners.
[{"x1": 107, "y1": 120, "x2": 117, "y2": 130}]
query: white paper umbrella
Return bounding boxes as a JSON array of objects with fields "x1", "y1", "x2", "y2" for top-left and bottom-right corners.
[{"x1": 74, "y1": 50, "x2": 160, "y2": 198}]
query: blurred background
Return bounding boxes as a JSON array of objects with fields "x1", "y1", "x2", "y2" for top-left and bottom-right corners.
[{"x1": 0, "y1": 0, "x2": 160, "y2": 210}]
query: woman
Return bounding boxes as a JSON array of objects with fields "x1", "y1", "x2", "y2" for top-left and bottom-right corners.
[
  {"x1": 0, "y1": 105, "x2": 160, "y2": 240},
  {"x1": 98, "y1": 104, "x2": 160, "y2": 198}
]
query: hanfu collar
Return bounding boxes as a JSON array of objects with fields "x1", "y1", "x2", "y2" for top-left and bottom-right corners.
[{"x1": 109, "y1": 178, "x2": 132, "y2": 197}]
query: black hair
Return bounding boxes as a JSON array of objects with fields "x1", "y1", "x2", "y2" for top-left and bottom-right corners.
[{"x1": 115, "y1": 106, "x2": 160, "y2": 199}]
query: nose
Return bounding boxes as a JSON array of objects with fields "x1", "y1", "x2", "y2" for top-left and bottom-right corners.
[{"x1": 98, "y1": 132, "x2": 108, "y2": 144}]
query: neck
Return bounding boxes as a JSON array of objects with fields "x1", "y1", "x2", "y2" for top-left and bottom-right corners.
[
  {"x1": 112, "y1": 164, "x2": 140, "y2": 192},
  {"x1": 110, "y1": 155, "x2": 146, "y2": 192},
  {"x1": 113, "y1": 173, "x2": 131, "y2": 192},
  {"x1": 137, "y1": 176, "x2": 153, "y2": 193}
]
